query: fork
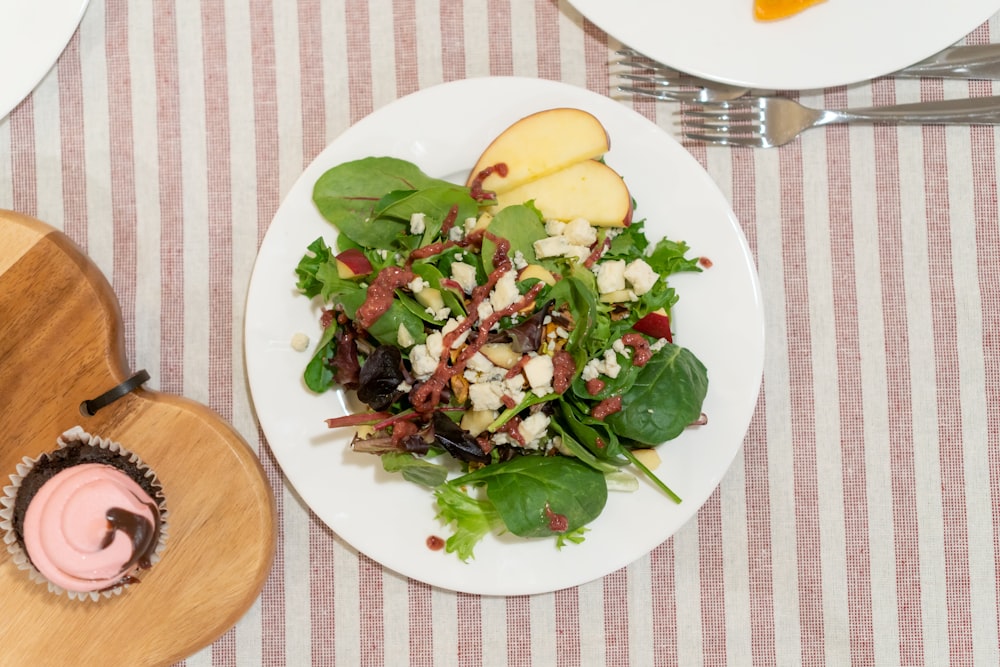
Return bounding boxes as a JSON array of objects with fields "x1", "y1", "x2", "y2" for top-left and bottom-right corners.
[
  {"x1": 615, "y1": 44, "x2": 1000, "y2": 103},
  {"x1": 679, "y1": 95, "x2": 1000, "y2": 148}
]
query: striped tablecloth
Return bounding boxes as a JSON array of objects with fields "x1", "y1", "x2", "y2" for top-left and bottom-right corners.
[{"x1": 3, "y1": 2, "x2": 999, "y2": 665}]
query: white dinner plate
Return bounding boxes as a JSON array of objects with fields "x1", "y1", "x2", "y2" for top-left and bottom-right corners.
[
  {"x1": 0, "y1": 0, "x2": 90, "y2": 122},
  {"x1": 572, "y1": 0, "x2": 1000, "y2": 90},
  {"x1": 245, "y1": 77, "x2": 764, "y2": 595}
]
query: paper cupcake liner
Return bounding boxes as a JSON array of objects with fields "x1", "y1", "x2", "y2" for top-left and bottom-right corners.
[{"x1": 0, "y1": 425, "x2": 169, "y2": 602}]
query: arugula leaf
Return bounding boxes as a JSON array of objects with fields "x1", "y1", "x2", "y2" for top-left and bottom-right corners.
[
  {"x1": 605, "y1": 343, "x2": 708, "y2": 444},
  {"x1": 450, "y1": 455, "x2": 607, "y2": 538}
]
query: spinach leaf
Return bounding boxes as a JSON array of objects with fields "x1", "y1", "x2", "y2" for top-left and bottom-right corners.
[
  {"x1": 303, "y1": 322, "x2": 338, "y2": 392},
  {"x1": 337, "y1": 288, "x2": 426, "y2": 346},
  {"x1": 312, "y1": 157, "x2": 459, "y2": 248},
  {"x1": 480, "y1": 204, "x2": 554, "y2": 273},
  {"x1": 450, "y1": 455, "x2": 607, "y2": 538},
  {"x1": 605, "y1": 344, "x2": 708, "y2": 444}
]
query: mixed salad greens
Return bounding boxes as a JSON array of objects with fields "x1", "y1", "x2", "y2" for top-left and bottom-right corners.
[{"x1": 295, "y1": 155, "x2": 708, "y2": 560}]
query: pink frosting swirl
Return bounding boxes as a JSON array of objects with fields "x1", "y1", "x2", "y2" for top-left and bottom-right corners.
[{"x1": 22, "y1": 463, "x2": 160, "y2": 592}]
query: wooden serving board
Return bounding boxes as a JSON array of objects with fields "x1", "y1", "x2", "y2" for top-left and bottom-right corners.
[{"x1": 0, "y1": 210, "x2": 276, "y2": 666}]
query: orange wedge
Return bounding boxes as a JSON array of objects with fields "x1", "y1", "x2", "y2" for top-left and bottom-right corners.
[{"x1": 754, "y1": 0, "x2": 825, "y2": 21}]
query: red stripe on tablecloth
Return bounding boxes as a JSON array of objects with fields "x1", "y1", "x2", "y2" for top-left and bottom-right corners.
[
  {"x1": 728, "y1": 145, "x2": 777, "y2": 666},
  {"x1": 920, "y1": 78, "x2": 973, "y2": 664},
  {"x1": 201, "y1": 0, "x2": 236, "y2": 662},
  {"x1": 779, "y1": 132, "x2": 825, "y2": 664},
  {"x1": 554, "y1": 586, "x2": 581, "y2": 665},
  {"x1": 487, "y1": 0, "x2": 513, "y2": 76},
  {"x1": 346, "y1": 0, "x2": 373, "y2": 123},
  {"x1": 57, "y1": 31, "x2": 88, "y2": 247},
  {"x1": 106, "y1": 0, "x2": 137, "y2": 363},
  {"x1": 439, "y1": 0, "x2": 466, "y2": 82},
  {"x1": 534, "y1": 0, "x2": 561, "y2": 80},
  {"x1": 603, "y1": 568, "x2": 629, "y2": 665},
  {"x1": 871, "y1": 78, "x2": 924, "y2": 666},
  {"x1": 699, "y1": 490, "x2": 727, "y2": 665},
  {"x1": 254, "y1": 1, "x2": 288, "y2": 661},
  {"x1": 393, "y1": 0, "x2": 419, "y2": 97},
  {"x1": 299, "y1": 0, "x2": 327, "y2": 165},
  {"x1": 310, "y1": 516, "x2": 337, "y2": 663},
  {"x1": 457, "y1": 592, "x2": 483, "y2": 667},
  {"x1": 969, "y1": 113, "x2": 1000, "y2": 657},
  {"x1": 153, "y1": 1, "x2": 185, "y2": 397},
  {"x1": 359, "y1": 553, "x2": 385, "y2": 665},
  {"x1": 649, "y1": 542, "x2": 678, "y2": 666},
  {"x1": 823, "y1": 87, "x2": 876, "y2": 666},
  {"x1": 257, "y1": 442, "x2": 287, "y2": 666},
  {"x1": 507, "y1": 595, "x2": 533, "y2": 664},
  {"x1": 408, "y1": 579, "x2": 433, "y2": 665},
  {"x1": 8, "y1": 99, "x2": 36, "y2": 218}
]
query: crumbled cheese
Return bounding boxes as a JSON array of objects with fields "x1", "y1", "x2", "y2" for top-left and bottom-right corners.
[
  {"x1": 409, "y1": 212, "x2": 426, "y2": 235},
  {"x1": 410, "y1": 344, "x2": 438, "y2": 379},
  {"x1": 396, "y1": 380, "x2": 412, "y2": 392},
  {"x1": 450, "y1": 261, "x2": 478, "y2": 294},
  {"x1": 602, "y1": 348, "x2": 621, "y2": 378},
  {"x1": 408, "y1": 277, "x2": 430, "y2": 293},
  {"x1": 425, "y1": 332, "x2": 444, "y2": 361},
  {"x1": 449, "y1": 225, "x2": 465, "y2": 242},
  {"x1": 522, "y1": 354, "x2": 554, "y2": 392},
  {"x1": 397, "y1": 324, "x2": 415, "y2": 348},
  {"x1": 545, "y1": 219, "x2": 567, "y2": 237},
  {"x1": 376, "y1": 248, "x2": 389, "y2": 260},
  {"x1": 512, "y1": 250, "x2": 528, "y2": 270},
  {"x1": 477, "y1": 299, "x2": 495, "y2": 322},
  {"x1": 469, "y1": 381, "x2": 505, "y2": 411},
  {"x1": 503, "y1": 376, "x2": 526, "y2": 405},
  {"x1": 612, "y1": 337, "x2": 631, "y2": 358},
  {"x1": 518, "y1": 412, "x2": 551, "y2": 450},
  {"x1": 290, "y1": 332, "x2": 310, "y2": 352},
  {"x1": 425, "y1": 306, "x2": 451, "y2": 321},
  {"x1": 563, "y1": 218, "x2": 597, "y2": 246},
  {"x1": 490, "y1": 271, "x2": 519, "y2": 311},
  {"x1": 533, "y1": 235, "x2": 571, "y2": 259},
  {"x1": 442, "y1": 318, "x2": 470, "y2": 349},
  {"x1": 650, "y1": 337, "x2": 669, "y2": 352},
  {"x1": 596, "y1": 260, "x2": 627, "y2": 294},
  {"x1": 624, "y1": 258, "x2": 659, "y2": 295},
  {"x1": 464, "y1": 217, "x2": 479, "y2": 234},
  {"x1": 582, "y1": 348, "x2": 623, "y2": 381}
]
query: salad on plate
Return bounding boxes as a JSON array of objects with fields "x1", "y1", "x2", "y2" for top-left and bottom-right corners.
[{"x1": 293, "y1": 107, "x2": 709, "y2": 560}]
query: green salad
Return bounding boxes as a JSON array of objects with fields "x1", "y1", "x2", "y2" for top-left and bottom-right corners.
[{"x1": 295, "y1": 155, "x2": 708, "y2": 560}]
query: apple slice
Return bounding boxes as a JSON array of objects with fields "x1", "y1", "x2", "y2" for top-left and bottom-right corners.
[
  {"x1": 490, "y1": 160, "x2": 633, "y2": 227},
  {"x1": 466, "y1": 108, "x2": 610, "y2": 196},
  {"x1": 335, "y1": 248, "x2": 373, "y2": 278},
  {"x1": 633, "y1": 308, "x2": 672, "y2": 342},
  {"x1": 518, "y1": 264, "x2": 557, "y2": 286}
]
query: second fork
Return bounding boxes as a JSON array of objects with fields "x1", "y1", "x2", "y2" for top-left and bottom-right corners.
[{"x1": 680, "y1": 95, "x2": 1000, "y2": 148}]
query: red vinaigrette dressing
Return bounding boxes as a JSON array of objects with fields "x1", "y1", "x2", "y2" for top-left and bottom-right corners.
[
  {"x1": 426, "y1": 535, "x2": 445, "y2": 550},
  {"x1": 469, "y1": 163, "x2": 508, "y2": 202},
  {"x1": 409, "y1": 232, "x2": 546, "y2": 413}
]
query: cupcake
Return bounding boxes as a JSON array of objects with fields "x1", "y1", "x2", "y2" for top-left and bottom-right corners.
[{"x1": 0, "y1": 426, "x2": 167, "y2": 601}]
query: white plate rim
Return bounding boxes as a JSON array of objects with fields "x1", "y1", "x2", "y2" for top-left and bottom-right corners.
[
  {"x1": 244, "y1": 76, "x2": 765, "y2": 595},
  {"x1": 570, "y1": 0, "x2": 1000, "y2": 90},
  {"x1": 0, "y1": 0, "x2": 90, "y2": 122}
]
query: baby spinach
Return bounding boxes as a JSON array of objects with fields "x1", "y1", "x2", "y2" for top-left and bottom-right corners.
[
  {"x1": 606, "y1": 343, "x2": 708, "y2": 444},
  {"x1": 381, "y1": 452, "x2": 449, "y2": 488},
  {"x1": 446, "y1": 455, "x2": 607, "y2": 539},
  {"x1": 313, "y1": 156, "x2": 462, "y2": 248},
  {"x1": 480, "y1": 204, "x2": 555, "y2": 273}
]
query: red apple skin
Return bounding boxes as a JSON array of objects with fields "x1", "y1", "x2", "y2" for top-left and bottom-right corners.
[
  {"x1": 633, "y1": 311, "x2": 672, "y2": 343},
  {"x1": 335, "y1": 248, "x2": 373, "y2": 278}
]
